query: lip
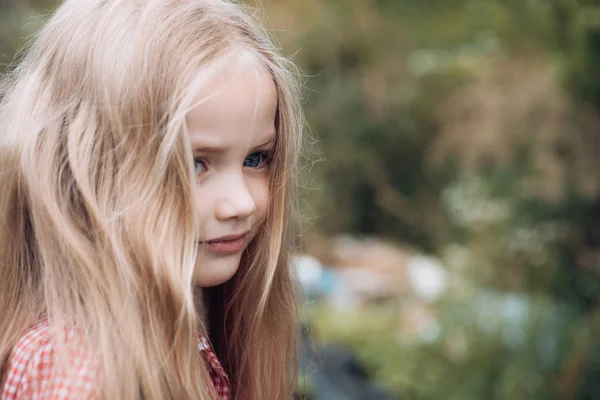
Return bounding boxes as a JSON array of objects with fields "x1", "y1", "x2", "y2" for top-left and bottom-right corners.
[
  {"x1": 200, "y1": 231, "x2": 250, "y2": 254},
  {"x1": 206, "y1": 232, "x2": 249, "y2": 243}
]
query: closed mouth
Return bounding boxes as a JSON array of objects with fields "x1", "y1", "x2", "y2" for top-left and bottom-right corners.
[
  {"x1": 199, "y1": 231, "x2": 250, "y2": 254},
  {"x1": 201, "y1": 231, "x2": 250, "y2": 244}
]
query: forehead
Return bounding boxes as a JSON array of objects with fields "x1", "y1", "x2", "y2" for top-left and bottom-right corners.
[{"x1": 186, "y1": 51, "x2": 278, "y2": 149}]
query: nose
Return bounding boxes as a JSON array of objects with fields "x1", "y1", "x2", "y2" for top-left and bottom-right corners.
[{"x1": 215, "y1": 174, "x2": 256, "y2": 221}]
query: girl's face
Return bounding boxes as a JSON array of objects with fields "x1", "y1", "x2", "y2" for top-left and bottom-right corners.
[{"x1": 187, "y1": 52, "x2": 277, "y2": 287}]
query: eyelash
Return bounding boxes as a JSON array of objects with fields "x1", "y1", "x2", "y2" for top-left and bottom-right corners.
[
  {"x1": 193, "y1": 151, "x2": 273, "y2": 175},
  {"x1": 193, "y1": 158, "x2": 208, "y2": 175},
  {"x1": 243, "y1": 151, "x2": 272, "y2": 169}
]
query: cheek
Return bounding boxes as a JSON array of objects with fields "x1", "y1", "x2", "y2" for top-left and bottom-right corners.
[
  {"x1": 193, "y1": 183, "x2": 213, "y2": 222},
  {"x1": 249, "y1": 177, "x2": 269, "y2": 221}
]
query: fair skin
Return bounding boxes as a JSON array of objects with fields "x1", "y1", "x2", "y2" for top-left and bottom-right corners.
[{"x1": 186, "y1": 51, "x2": 277, "y2": 287}]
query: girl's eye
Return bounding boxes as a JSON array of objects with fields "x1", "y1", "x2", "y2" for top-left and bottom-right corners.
[
  {"x1": 243, "y1": 151, "x2": 271, "y2": 169},
  {"x1": 194, "y1": 158, "x2": 207, "y2": 175}
]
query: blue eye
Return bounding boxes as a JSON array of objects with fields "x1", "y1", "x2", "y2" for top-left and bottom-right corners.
[
  {"x1": 194, "y1": 158, "x2": 207, "y2": 175},
  {"x1": 244, "y1": 151, "x2": 271, "y2": 168}
]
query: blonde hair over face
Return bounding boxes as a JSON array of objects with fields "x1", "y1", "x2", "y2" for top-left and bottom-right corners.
[{"x1": 0, "y1": 0, "x2": 303, "y2": 398}]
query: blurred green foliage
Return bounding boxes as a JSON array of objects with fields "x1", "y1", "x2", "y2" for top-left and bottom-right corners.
[
  {"x1": 2, "y1": 0, "x2": 600, "y2": 398},
  {"x1": 266, "y1": 0, "x2": 600, "y2": 398}
]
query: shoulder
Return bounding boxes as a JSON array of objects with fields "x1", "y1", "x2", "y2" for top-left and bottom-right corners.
[{"x1": 2, "y1": 319, "x2": 96, "y2": 399}]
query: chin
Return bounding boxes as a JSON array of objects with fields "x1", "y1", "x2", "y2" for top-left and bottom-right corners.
[{"x1": 193, "y1": 254, "x2": 241, "y2": 287}]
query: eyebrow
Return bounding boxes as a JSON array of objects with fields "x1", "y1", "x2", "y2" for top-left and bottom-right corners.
[
  {"x1": 192, "y1": 144, "x2": 226, "y2": 154},
  {"x1": 192, "y1": 134, "x2": 276, "y2": 154},
  {"x1": 254, "y1": 135, "x2": 276, "y2": 149}
]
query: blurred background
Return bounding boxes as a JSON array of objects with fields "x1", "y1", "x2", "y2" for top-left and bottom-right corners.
[{"x1": 2, "y1": 0, "x2": 600, "y2": 399}]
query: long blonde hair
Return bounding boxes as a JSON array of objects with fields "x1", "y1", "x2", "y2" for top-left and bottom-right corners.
[{"x1": 0, "y1": 0, "x2": 303, "y2": 398}]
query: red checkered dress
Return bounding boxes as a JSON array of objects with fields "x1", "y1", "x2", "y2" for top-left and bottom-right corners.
[{"x1": 1, "y1": 319, "x2": 230, "y2": 399}]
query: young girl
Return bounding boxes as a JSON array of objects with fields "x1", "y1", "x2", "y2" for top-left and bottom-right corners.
[{"x1": 0, "y1": 0, "x2": 303, "y2": 398}]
